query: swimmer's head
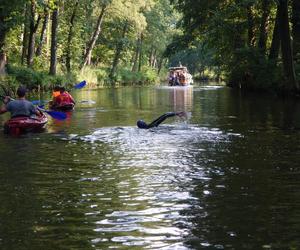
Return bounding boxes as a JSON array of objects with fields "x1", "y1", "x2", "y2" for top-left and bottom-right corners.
[{"x1": 137, "y1": 120, "x2": 148, "y2": 129}]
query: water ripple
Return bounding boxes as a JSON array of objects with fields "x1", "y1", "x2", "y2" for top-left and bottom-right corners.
[{"x1": 63, "y1": 124, "x2": 241, "y2": 248}]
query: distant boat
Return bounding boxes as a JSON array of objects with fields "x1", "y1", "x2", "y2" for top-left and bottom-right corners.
[{"x1": 167, "y1": 66, "x2": 193, "y2": 87}]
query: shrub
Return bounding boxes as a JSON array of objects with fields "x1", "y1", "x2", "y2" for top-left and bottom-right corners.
[
  {"x1": 6, "y1": 65, "x2": 74, "y2": 91},
  {"x1": 115, "y1": 66, "x2": 158, "y2": 86}
]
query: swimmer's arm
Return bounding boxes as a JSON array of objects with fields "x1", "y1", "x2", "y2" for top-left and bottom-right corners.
[{"x1": 148, "y1": 112, "x2": 177, "y2": 127}]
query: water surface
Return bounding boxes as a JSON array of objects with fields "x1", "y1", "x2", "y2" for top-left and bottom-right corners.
[{"x1": 0, "y1": 85, "x2": 300, "y2": 249}]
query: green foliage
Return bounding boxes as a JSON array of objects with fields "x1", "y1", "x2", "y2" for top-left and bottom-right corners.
[
  {"x1": 0, "y1": 0, "x2": 26, "y2": 32},
  {"x1": 167, "y1": 0, "x2": 300, "y2": 92},
  {"x1": 1, "y1": 0, "x2": 179, "y2": 89},
  {"x1": 168, "y1": 42, "x2": 214, "y2": 75},
  {"x1": 6, "y1": 65, "x2": 73, "y2": 90},
  {"x1": 115, "y1": 66, "x2": 158, "y2": 86},
  {"x1": 227, "y1": 48, "x2": 282, "y2": 91},
  {"x1": 77, "y1": 66, "x2": 109, "y2": 88}
]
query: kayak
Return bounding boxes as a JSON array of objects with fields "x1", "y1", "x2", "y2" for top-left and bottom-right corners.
[
  {"x1": 4, "y1": 114, "x2": 48, "y2": 135},
  {"x1": 49, "y1": 103, "x2": 75, "y2": 111}
]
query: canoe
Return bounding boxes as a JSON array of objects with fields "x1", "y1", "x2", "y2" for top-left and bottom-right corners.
[
  {"x1": 49, "y1": 103, "x2": 75, "y2": 111},
  {"x1": 4, "y1": 114, "x2": 48, "y2": 135}
]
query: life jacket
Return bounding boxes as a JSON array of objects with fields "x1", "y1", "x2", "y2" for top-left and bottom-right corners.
[
  {"x1": 55, "y1": 92, "x2": 74, "y2": 105},
  {"x1": 52, "y1": 91, "x2": 60, "y2": 98}
]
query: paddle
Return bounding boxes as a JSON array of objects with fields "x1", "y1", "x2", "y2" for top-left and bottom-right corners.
[
  {"x1": 31, "y1": 80, "x2": 87, "y2": 105},
  {"x1": 31, "y1": 100, "x2": 48, "y2": 105},
  {"x1": 1, "y1": 95, "x2": 67, "y2": 120},
  {"x1": 74, "y1": 80, "x2": 86, "y2": 89},
  {"x1": 37, "y1": 106, "x2": 67, "y2": 120}
]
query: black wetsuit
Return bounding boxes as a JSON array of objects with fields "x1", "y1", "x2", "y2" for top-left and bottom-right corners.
[{"x1": 137, "y1": 112, "x2": 179, "y2": 129}]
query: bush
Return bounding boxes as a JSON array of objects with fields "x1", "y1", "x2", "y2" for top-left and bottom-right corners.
[
  {"x1": 0, "y1": 75, "x2": 19, "y2": 96},
  {"x1": 76, "y1": 66, "x2": 99, "y2": 88},
  {"x1": 6, "y1": 65, "x2": 74, "y2": 91},
  {"x1": 115, "y1": 66, "x2": 158, "y2": 86},
  {"x1": 95, "y1": 68, "x2": 109, "y2": 87}
]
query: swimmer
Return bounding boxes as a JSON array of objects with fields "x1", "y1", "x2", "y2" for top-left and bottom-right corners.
[{"x1": 137, "y1": 112, "x2": 186, "y2": 129}]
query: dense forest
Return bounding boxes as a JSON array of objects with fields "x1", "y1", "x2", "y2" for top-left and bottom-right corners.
[
  {"x1": 0, "y1": 0, "x2": 179, "y2": 89},
  {"x1": 0, "y1": 0, "x2": 300, "y2": 93},
  {"x1": 168, "y1": 0, "x2": 300, "y2": 93}
]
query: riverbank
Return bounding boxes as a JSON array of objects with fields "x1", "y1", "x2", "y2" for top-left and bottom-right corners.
[{"x1": 0, "y1": 65, "x2": 162, "y2": 95}]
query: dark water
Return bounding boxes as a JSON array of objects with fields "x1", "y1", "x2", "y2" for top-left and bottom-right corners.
[{"x1": 0, "y1": 85, "x2": 300, "y2": 250}]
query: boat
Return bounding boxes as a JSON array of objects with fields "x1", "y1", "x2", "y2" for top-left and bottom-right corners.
[
  {"x1": 49, "y1": 102, "x2": 75, "y2": 111},
  {"x1": 4, "y1": 114, "x2": 48, "y2": 135},
  {"x1": 167, "y1": 66, "x2": 193, "y2": 86}
]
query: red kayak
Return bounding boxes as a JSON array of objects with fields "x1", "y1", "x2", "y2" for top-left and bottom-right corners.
[
  {"x1": 4, "y1": 114, "x2": 48, "y2": 135},
  {"x1": 49, "y1": 103, "x2": 75, "y2": 111}
]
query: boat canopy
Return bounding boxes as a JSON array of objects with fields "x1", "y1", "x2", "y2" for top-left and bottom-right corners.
[{"x1": 168, "y1": 66, "x2": 187, "y2": 71}]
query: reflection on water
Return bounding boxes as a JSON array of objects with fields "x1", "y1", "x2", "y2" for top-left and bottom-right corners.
[
  {"x1": 157, "y1": 86, "x2": 193, "y2": 112},
  {"x1": 0, "y1": 84, "x2": 300, "y2": 250},
  {"x1": 67, "y1": 124, "x2": 241, "y2": 249}
]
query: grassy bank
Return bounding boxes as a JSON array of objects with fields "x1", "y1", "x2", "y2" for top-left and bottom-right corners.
[{"x1": 0, "y1": 65, "x2": 161, "y2": 95}]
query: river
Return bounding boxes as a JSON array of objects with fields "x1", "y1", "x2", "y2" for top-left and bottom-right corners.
[{"x1": 0, "y1": 84, "x2": 299, "y2": 249}]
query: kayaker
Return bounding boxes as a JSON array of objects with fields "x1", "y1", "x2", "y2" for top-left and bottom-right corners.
[
  {"x1": 48, "y1": 85, "x2": 61, "y2": 107},
  {"x1": 52, "y1": 87, "x2": 75, "y2": 107},
  {"x1": 137, "y1": 111, "x2": 186, "y2": 129},
  {"x1": 0, "y1": 85, "x2": 42, "y2": 118},
  {"x1": 52, "y1": 85, "x2": 61, "y2": 98}
]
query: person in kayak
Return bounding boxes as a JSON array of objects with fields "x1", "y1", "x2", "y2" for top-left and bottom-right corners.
[
  {"x1": 52, "y1": 85, "x2": 61, "y2": 98},
  {"x1": 52, "y1": 86, "x2": 75, "y2": 107},
  {"x1": 0, "y1": 86, "x2": 42, "y2": 118},
  {"x1": 137, "y1": 111, "x2": 186, "y2": 129}
]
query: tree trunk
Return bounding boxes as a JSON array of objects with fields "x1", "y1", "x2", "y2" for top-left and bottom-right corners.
[
  {"x1": 157, "y1": 57, "x2": 164, "y2": 75},
  {"x1": 258, "y1": 0, "x2": 270, "y2": 54},
  {"x1": 138, "y1": 33, "x2": 143, "y2": 72},
  {"x1": 81, "y1": 5, "x2": 106, "y2": 69},
  {"x1": 50, "y1": 7, "x2": 59, "y2": 75},
  {"x1": 0, "y1": 34, "x2": 6, "y2": 75},
  {"x1": 278, "y1": 0, "x2": 299, "y2": 90},
  {"x1": 0, "y1": 13, "x2": 7, "y2": 75},
  {"x1": 21, "y1": 3, "x2": 30, "y2": 65},
  {"x1": 292, "y1": 0, "x2": 300, "y2": 64},
  {"x1": 131, "y1": 36, "x2": 140, "y2": 72},
  {"x1": 247, "y1": 4, "x2": 255, "y2": 47},
  {"x1": 149, "y1": 46, "x2": 154, "y2": 66},
  {"x1": 269, "y1": 6, "x2": 281, "y2": 60},
  {"x1": 66, "y1": 1, "x2": 79, "y2": 73},
  {"x1": 109, "y1": 22, "x2": 128, "y2": 80},
  {"x1": 27, "y1": 0, "x2": 41, "y2": 67},
  {"x1": 36, "y1": 9, "x2": 49, "y2": 56},
  {"x1": 151, "y1": 49, "x2": 157, "y2": 68}
]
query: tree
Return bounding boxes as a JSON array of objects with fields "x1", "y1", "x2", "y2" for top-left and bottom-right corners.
[
  {"x1": 278, "y1": 0, "x2": 299, "y2": 90},
  {"x1": 27, "y1": 0, "x2": 42, "y2": 67},
  {"x1": 269, "y1": 6, "x2": 280, "y2": 61},
  {"x1": 0, "y1": 0, "x2": 26, "y2": 74},
  {"x1": 108, "y1": 0, "x2": 150, "y2": 79},
  {"x1": 81, "y1": 0, "x2": 111, "y2": 68},
  {"x1": 109, "y1": 20, "x2": 129, "y2": 79},
  {"x1": 50, "y1": 3, "x2": 59, "y2": 75},
  {"x1": 65, "y1": 0, "x2": 80, "y2": 73},
  {"x1": 36, "y1": 6, "x2": 50, "y2": 57},
  {"x1": 258, "y1": 0, "x2": 271, "y2": 55},
  {"x1": 292, "y1": 0, "x2": 300, "y2": 66}
]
